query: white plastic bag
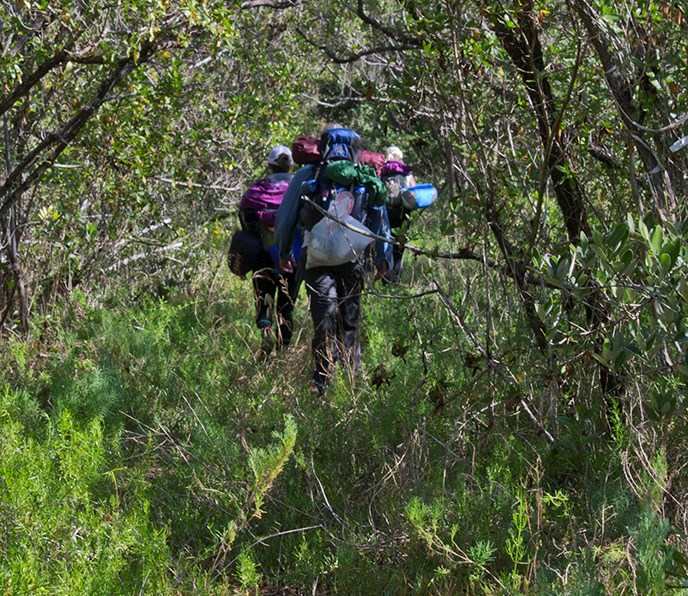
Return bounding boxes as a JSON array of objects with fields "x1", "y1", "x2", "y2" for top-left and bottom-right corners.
[{"x1": 306, "y1": 191, "x2": 374, "y2": 269}]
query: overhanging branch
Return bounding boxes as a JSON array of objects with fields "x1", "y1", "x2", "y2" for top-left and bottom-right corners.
[{"x1": 0, "y1": 33, "x2": 180, "y2": 220}]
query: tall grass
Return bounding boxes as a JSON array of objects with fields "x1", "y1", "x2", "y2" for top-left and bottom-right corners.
[{"x1": 0, "y1": 252, "x2": 686, "y2": 593}]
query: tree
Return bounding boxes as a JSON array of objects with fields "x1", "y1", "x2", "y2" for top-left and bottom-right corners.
[
  {"x1": 0, "y1": 0, "x2": 317, "y2": 334},
  {"x1": 310, "y1": 0, "x2": 687, "y2": 432}
]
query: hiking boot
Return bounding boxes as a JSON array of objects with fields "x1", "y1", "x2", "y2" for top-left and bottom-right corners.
[
  {"x1": 256, "y1": 324, "x2": 275, "y2": 360},
  {"x1": 310, "y1": 379, "x2": 330, "y2": 397}
]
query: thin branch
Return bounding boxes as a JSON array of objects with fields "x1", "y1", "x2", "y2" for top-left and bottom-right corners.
[
  {"x1": 353, "y1": 0, "x2": 423, "y2": 46},
  {"x1": 240, "y1": 0, "x2": 299, "y2": 8},
  {"x1": 226, "y1": 525, "x2": 323, "y2": 569},
  {"x1": 104, "y1": 240, "x2": 184, "y2": 272},
  {"x1": 0, "y1": 33, "x2": 180, "y2": 219},
  {"x1": 154, "y1": 176, "x2": 240, "y2": 193},
  {"x1": 295, "y1": 28, "x2": 420, "y2": 64}
]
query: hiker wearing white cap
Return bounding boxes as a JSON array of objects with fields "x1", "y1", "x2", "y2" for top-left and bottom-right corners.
[
  {"x1": 230, "y1": 144, "x2": 300, "y2": 358},
  {"x1": 268, "y1": 145, "x2": 294, "y2": 168},
  {"x1": 381, "y1": 145, "x2": 417, "y2": 282}
]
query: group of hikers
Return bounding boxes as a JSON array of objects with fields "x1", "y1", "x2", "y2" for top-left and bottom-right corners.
[{"x1": 228, "y1": 124, "x2": 436, "y2": 395}]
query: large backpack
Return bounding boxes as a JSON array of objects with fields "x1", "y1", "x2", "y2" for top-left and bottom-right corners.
[
  {"x1": 231, "y1": 176, "x2": 299, "y2": 276},
  {"x1": 239, "y1": 178, "x2": 290, "y2": 230},
  {"x1": 292, "y1": 134, "x2": 385, "y2": 174},
  {"x1": 298, "y1": 128, "x2": 367, "y2": 231},
  {"x1": 298, "y1": 128, "x2": 381, "y2": 268},
  {"x1": 291, "y1": 136, "x2": 321, "y2": 165},
  {"x1": 380, "y1": 160, "x2": 413, "y2": 207}
]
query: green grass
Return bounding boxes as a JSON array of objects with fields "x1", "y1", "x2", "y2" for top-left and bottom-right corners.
[{"x1": 0, "y1": 260, "x2": 686, "y2": 593}]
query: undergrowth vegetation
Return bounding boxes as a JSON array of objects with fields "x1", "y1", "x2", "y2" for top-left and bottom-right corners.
[{"x1": 1, "y1": 239, "x2": 686, "y2": 594}]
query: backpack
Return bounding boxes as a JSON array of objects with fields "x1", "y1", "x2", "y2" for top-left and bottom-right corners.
[
  {"x1": 292, "y1": 135, "x2": 385, "y2": 173},
  {"x1": 231, "y1": 177, "x2": 294, "y2": 276},
  {"x1": 359, "y1": 149, "x2": 385, "y2": 175},
  {"x1": 298, "y1": 128, "x2": 377, "y2": 268},
  {"x1": 380, "y1": 159, "x2": 413, "y2": 207},
  {"x1": 239, "y1": 178, "x2": 290, "y2": 230},
  {"x1": 227, "y1": 229, "x2": 262, "y2": 279},
  {"x1": 298, "y1": 128, "x2": 365, "y2": 231},
  {"x1": 291, "y1": 135, "x2": 321, "y2": 165}
]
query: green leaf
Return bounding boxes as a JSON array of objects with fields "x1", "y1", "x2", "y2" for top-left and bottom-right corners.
[
  {"x1": 613, "y1": 348, "x2": 630, "y2": 369},
  {"x1": 659, "y1": 252, "x2": 673, "y2": 274},
  {"x1": 591, "y1": 351, "x2": 611, "y2": 367},
  {"x1": 619, "y1": 249, "x2": 633, "y2": 266},
  {"x1": 579, "y1": 231, "x2": 589, "y2": 252},
  {"x1": 661, "y1": 238, "x2": 681, "y2": 267},
  {"x1": 608, "y1": 222, "x2": 629, "y2": 250},
  {"x1": 625, "y1": 344, "x2": 642, "y2": 357},
  {"x1": 638, "y1": 219, "x2": 651, "y2": 243},
  {"x1": 556, "y1": 258, "x2": 571, "y2": 280},
  {"x1": 650, "y1": 225, "x2": 663, "y2": 254}
]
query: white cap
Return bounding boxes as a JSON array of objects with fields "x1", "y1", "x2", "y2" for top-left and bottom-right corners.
[{"x1": 268, "y1": 144, "x2": 294, "y2": 166}]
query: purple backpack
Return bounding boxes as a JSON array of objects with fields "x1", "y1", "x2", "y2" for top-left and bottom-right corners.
[
  {"x1": 380, "y1": 159, "x2": 413, "y2": 178},
  {"x1": 239, "y1": 178, "x2": 290, "y2": 227}
]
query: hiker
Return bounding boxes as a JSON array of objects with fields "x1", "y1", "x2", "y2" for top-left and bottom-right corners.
[
  {"x1": 275, "y1": 125, "x2": 392, "y2": 394},
  {"x1": 380, "y1": 145, "x2": 418, "y2": 283},
  {"x1": 233, "y1": 144, "x2": 299, "y2": 357}
]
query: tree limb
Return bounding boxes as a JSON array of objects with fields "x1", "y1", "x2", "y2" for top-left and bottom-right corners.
[{"x1": 0, "y1": 33, "x2": 180, "y2": 220}]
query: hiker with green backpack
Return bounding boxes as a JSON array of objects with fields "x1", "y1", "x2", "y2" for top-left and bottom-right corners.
[{"x1": 275, "y1": 124, "x2": 392, "y2": 395}]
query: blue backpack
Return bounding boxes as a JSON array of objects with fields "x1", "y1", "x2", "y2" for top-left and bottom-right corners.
[{"x1": 299, "y1": 128, "x2": 367, "y2": 230}]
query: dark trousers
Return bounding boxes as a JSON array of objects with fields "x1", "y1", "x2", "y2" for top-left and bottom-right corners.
[
  {"x1": 387, "y1": 205, "x2": 411, "y2": 283},
  {"x1": 390, "y1": 241, "x2": 405, "y2": 282},
  {"x1": 252, "y1": 250, "x2": 297, "y2": 347},
  {"x1": 303, "y1": 257, "x2": 364, "y2": 390}
]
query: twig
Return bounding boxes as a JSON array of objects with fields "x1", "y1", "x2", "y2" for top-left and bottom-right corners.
[
  {"x1": 226, "y1": 524, "x2": 323, "y2": 568},
  {"x1": 104, "y1": 240, "x2": 183, "y2": 271},
  {"x1": 153, "y1": 176, "x2": 241, "y2": 193}
]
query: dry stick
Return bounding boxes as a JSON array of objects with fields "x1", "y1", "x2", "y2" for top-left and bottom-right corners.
[
  {"x1": 112, "y1": 218, "x2": 174, "y2": 250},
  {"x1": 154, "y1": 175, "x2": 241, "y2": 193},
  {"x1": 104, "y1": 240, "x2": 184, "y2": 272}
]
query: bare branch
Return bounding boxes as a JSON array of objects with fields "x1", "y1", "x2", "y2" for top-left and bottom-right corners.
[
  {"x1": 240, "y1": 0, "x2": 299, "y2": 7},
  {"x1": 295, "y1": 27, "x2": 420, "y2": 64},
  {"x1": 0, "y1": 33, "x2": 181, "y2": 220}
]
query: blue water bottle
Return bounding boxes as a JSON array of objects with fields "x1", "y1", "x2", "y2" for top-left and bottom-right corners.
[{"x1": 351, "y1": 185, "x2": 366, "y2": 223}]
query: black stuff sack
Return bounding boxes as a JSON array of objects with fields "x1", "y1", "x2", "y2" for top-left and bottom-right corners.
[{"x1": 228, "y1": 229, "x2": 262, "y2": 278}]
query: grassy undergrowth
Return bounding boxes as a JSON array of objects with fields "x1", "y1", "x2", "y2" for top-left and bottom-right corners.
[{"x1": 1, "y1": 254, "x2": 686, "y2": 594}]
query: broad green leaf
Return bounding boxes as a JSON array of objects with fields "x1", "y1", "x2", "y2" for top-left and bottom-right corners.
[
  {"x1": 650, "y1": 225, "x2": 663, "y2": 254},
  {"x1": 659, "y1": 252, "x2": 672, "y2": 274},
  {"x1": 608, "y1": 222, "x2": 629, "y2": 250}
]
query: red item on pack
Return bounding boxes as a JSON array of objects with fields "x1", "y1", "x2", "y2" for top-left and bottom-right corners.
[
  {"x1": 360, "y1": 150, "x2": 385, "y2": 175},
  {"x1": 291, "y1": 136, "x2": 321, "y2": 165}
]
